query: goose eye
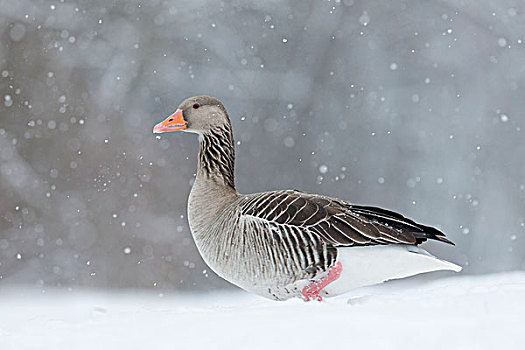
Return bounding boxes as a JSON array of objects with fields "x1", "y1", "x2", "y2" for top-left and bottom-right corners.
[{"x1": 193, "y1": 103, "x2": 200, "y2": 109}]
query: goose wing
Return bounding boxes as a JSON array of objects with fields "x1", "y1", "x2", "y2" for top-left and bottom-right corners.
[{"x1": 239, "y1": 190, "x2": 454, "y2": 247}]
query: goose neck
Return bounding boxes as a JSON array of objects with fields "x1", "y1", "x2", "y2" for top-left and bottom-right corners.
[{"x1": 196, "y1": 126, "x2": 236, "y2": 190}]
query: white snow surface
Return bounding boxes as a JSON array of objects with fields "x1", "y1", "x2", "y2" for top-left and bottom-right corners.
[{"x1": 1, "y1": 272, "x2": 524, "y2": 350}]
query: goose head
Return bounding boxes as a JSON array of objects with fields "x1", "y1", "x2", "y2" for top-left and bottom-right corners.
[{"x1": 153, "y1": 95, "x2": 229, "y2": 135}]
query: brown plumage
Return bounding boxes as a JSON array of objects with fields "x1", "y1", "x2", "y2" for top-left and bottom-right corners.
[{"x1": 153, "y1": 95, "x2": 461, "y2": 301}]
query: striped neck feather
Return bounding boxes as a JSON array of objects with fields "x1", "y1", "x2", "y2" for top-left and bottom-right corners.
[{"x1": 197, "y1": 125, "x2": 236, "y2": 189}]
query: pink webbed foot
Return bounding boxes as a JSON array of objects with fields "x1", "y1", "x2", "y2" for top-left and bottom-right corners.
[{"x1": 301, "y1": 262, "x2": 342, "y2": 302}]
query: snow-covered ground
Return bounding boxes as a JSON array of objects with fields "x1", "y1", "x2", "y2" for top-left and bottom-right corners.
[{"x1": 1, "y1": 272, "x2": 524, "y2": 350}]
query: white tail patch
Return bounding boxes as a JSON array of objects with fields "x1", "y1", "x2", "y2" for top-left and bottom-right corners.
[{"x1": 322, "y1": 245, "x2": 462, "y2": 297}]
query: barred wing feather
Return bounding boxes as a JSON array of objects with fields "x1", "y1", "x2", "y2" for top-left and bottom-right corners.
[{"x1": 240, "y1": 190, "x2": 453, "y2": 248}]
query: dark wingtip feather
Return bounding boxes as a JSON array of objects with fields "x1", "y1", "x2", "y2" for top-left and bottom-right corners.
[
  {"x1": 433, "y1": 235, "x2": 455, "y2": 246},
  {"x1": 350, "y1": 205, "x2": 456, "y2": 246},
  {"x1": 415, "y1": 224, "x2": 456, "y2": 245}
]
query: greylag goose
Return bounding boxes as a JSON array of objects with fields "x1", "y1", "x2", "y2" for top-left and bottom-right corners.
[{"x1": 153, "y1": 96, "x2": 461, "y2": 301}]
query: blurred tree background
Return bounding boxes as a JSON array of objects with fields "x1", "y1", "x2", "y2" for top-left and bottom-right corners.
[{"x1": 1, "y1": 0, "x2": 524, "y2": 292}]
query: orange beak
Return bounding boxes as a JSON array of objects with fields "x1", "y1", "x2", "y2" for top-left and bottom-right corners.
[{"x1": 153, "y1": 109, "x2": 187, "y2": 133}]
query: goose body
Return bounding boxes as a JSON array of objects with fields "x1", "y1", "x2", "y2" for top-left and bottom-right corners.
[{"x1": 154, "y1": 96, "x2": 461, "y2": 301}]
